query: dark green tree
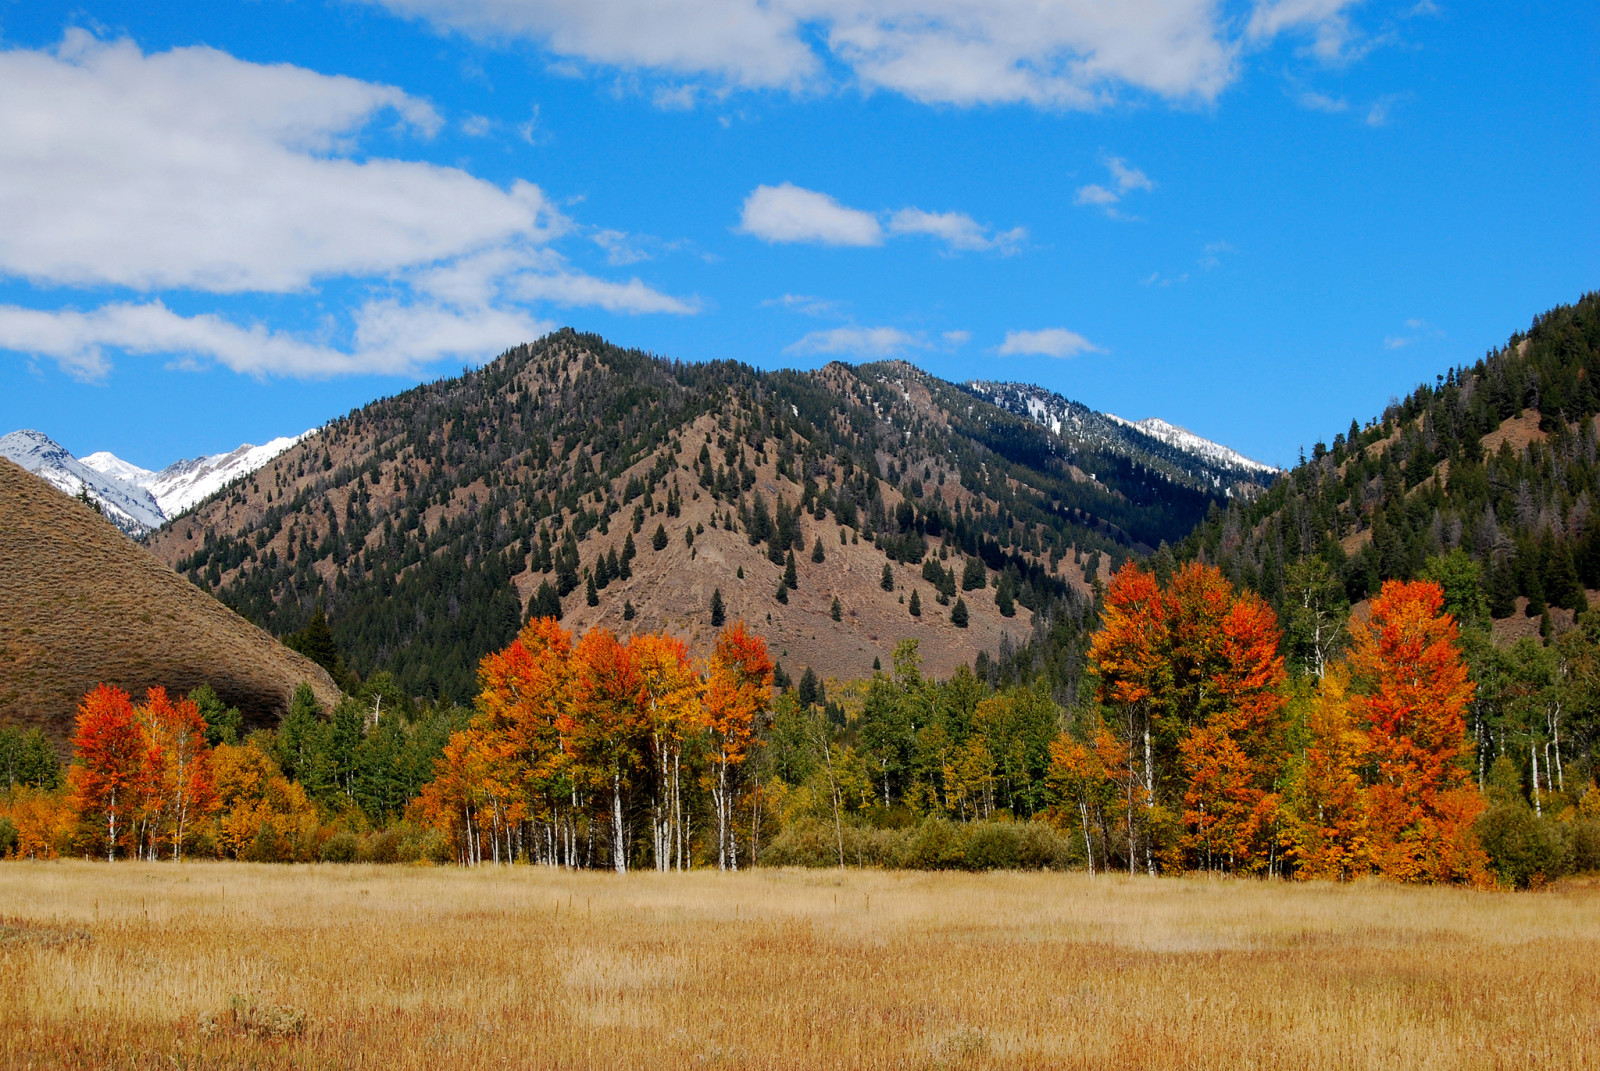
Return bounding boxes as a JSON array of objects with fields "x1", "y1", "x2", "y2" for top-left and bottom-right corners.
[
  {"x1": 951, "y1": 596, "x2": 969, "y2": 628},
  {"x1": 710, "y1": 588, "x2": 726, "y2": 626}
]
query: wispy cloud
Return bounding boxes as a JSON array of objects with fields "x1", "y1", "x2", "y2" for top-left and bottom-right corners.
[
  {"x1": 1199, "y1": 240, "x2": 1237, "y2": 270},
  {"x1": 1076, "y1": 155, "x2": 1155, "y2": 218},
  {"x1": 996, "y1": 328, "x2": 1102, "y2": 359},
  {"x1": 738, "y1": 183, "x2": 1024, "y2": 254},
  {"x1": 784, "y1": 325, "x2": 922, "y2": 357}
]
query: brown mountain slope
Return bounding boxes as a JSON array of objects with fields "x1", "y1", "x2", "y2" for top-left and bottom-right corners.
[
  {"x1": 0, "y1": 459, "x2": 339, "y2": 748},
  {"x1": 145, "y1": 333, "x2": 1192, "y2": 701}
]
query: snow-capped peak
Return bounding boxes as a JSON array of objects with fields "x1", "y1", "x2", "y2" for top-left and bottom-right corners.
[
  {"x1": 5, "y1": 428, "x2": 312, "y2": 536},
  {"x1": 1105, "y1": 415, "x2": 1278, "y2": 476},
  {"x1": 0, "y1": 430, "x2": 165, "y2": 535},
  {"x1": 79, "y1": 433, "x2": 311, "y2": 518}
]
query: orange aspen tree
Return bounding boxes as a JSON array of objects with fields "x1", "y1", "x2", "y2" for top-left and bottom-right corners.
[
  {"x1": 570, "y1": 628, "x2": 644, "y2": 873},
  {"x1": 629, "y1": 632, "x2": 701, "y2": 871},
  {"x1": 703, "y1": 622, "x2": 773, "y2": 870},
  {"x1": 137, "y1": 687, "x2": 217, "y2": 861},
  {"x1": 68, "y1": 684, "x2": 143, "y2": 861},
  {"x1": 476, "y1": 617, "x2": 579, "y2": 865},
  {"x1": 1087, "y1": 564, "x2": 1166, "y2": 873},
  {"x1": 1178, "y1": 593, "x2": 1288, "y2": 873},
  {"x1": 1346, "y1": 579, "x2": 1487, "y2": 883}
]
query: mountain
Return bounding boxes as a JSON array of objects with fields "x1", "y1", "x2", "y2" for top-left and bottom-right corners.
[
  {"x1": 0, "y1": 457, "x2": 339, "y2": 750},
  {"x1": 1181, "y1": 291, "x2": 1600, "y2": 647},
  {"x1": 1104, "y1": 415, "x2": 1279, "y2": 483},
  {"x1": 82, "y1": 433, "x2": 310, "y2": 518},
  {"x1": 0, "y1": 430, "x2": 165, "y2": 535},
  {"x1": 966, "y1": 380, "x2": 1278, "y2": 495},
  {"x1": 146, "y1": 332, "x2": 1264, "y2": 704}
]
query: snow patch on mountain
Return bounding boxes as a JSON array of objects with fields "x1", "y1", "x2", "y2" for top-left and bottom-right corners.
[
  {"x1": 85, "y1": 434, "x2": 310, "y2": 517},
  {"x1": 1105, "y1": 414, "x2": 1278, "y2": 477},
  {"x1": 5, "y1": 428, "x2": 311, "y2": 536},
  {"x1": 0, "y1": 430, "x2": 165, "y2": 535}
]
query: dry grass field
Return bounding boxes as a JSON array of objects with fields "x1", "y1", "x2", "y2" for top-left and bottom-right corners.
[{"x1": 1, "y1": 862, "x2": 1596, "y2": 1070}]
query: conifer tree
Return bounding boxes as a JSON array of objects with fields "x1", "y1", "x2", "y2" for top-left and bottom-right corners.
[
  {"x1": 784, "y1": 550, "x2": 799, "y2": 590},
  {"x1": 830, "y1": 596, "x2": 843, "y2": 621},
  {"x1": 951, "y1": 597, "x2": 969, "y2": 627},
  {"x1": 909, "y1": 589, "x2": 922, "y2": 616},
  {"x1": 710, "y1": 588, "x2": 726, "y2": 626},
  {"x1": 652, "y1": 523, "x2": 668, "y2": 551},
  {"x1": 881, "y1": 563, "x2": 895, "y2": 592},
  {"x1": 812, "y1": 536, "x2": 826, "y2": 564}
]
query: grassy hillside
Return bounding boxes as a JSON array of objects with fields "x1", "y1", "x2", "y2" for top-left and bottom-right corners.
[{"x1": 0, "y1": 458, "x2": 339, "y2": 748}]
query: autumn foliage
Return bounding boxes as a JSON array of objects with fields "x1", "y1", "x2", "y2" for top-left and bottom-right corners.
[
  {"x1": 1073, "y1": 564, "x2": 1487, "y2": 883},
  {"x1": 411, "y1": 618, "x2": 772, "y2": 870}
]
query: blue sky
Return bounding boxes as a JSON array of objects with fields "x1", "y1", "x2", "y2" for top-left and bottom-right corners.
[{"x1": 0, "y1": 0, "x2": 1593, "y2": 470}]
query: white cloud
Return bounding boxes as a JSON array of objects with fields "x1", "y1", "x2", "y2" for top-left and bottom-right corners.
[
  {"x1": 784, "y1": 326, "x2": 921, "y2": 357},
  {"x1": 997, "y1": 328, "x2": 1101, "y2": 359},
  {"x1": 0, "y1": 35, "x2": 697, "y2": 379},
  {"x1": 886, "y1": 208, "x2": 1025, "y2": 253},
  {"x1": 510, "y1": 272, "x2": 699, "y2": 314},
  {"x1": 1105, "y1": 157, "x2": 1154, "y2": 193},
  {"x1": 943, "y1": 330, "x2": 971, "y2": 347},
  {"x1": 1074, "y1": 184, "x2": 1120, "y2": 207},
  {"x1": 1294, "y1": 87, "x2": 1347, "y2": 112},
  {"x1": 365, "y1": 0, "x2": 1256, "y2": 109},
  {"x1": 0, "y1": 300, "x2": 556, "y2": 380},
  {"x1": 762, "y1": 293, "x2": 845, "y2": 317},
  {"x1": 1076, "y1": 155, "x2": 1154, "y2": 216},
  {"x1": 0, "y1": 32, "x2": 566, "y2": 293},
  {"x1": 737, "y1": 183, "x2": 884, "y2": 246},
  {"x1": 739, "y1": 184, "x2": 1023, "y2": 253}
]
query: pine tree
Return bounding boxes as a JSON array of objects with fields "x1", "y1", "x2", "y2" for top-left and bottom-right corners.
[
  {"x1": 812, "y1": 536, "x2": 825, "y2": 563},
  {"x1": 623, "y1": 600, "x2": 635, "y2": 621},
  {"x1": 652, "y1": 523, "x2": 668, "y2": 551},
  {"x1": 710, "y1": 588, "x2": 726, "y2": 626},
  {"x1": 585, "y1": 574, "x2": 599, "y2": 606},
  {"x1": 996, "y1": 574, "x2": 1015, "y2": 617},
  {"x1": 951, "y1": 597, "x2": 969, "y2": 628},
  {"x1": 784, "y1": 550, "x2": 799, "y2": 590},
  {"x1": 909, "y1": 589, "x2": 922, "y2": 616},
  {"x1": 775, "y1": 582, "x2": 789, "y2": 604},
  {"x1": 881, "y1": 563, "x2": 895, "y2": 592},
  {"x1": 962, "y1": 556, "x2": 986, "y2": 591},
  {"x1": 830, "y1": 596, "x2": 842, "y2": 621},
  {"x1": 531, "y1": 580, "x2": 562, "y2": 621}
]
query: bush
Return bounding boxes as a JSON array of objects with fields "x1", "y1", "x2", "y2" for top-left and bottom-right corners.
[
  {"x1": 905, "y1": 819, "x2": 969, "y2": 870},
  {"x1": 1477, "y1": 805, "x2": 1568, "y2": 887},
  {"x1": 0, "y1": 817, "x2": 17, "y2": 858},
  {"x1": 1570, "y1": 820, "x2": 1600, "y2": 874},
  {"x1": 361, "y1": 829, "x2": 401, "y2": 864},
  {"x1": 318, "y1": 831, "x2": 360, "y2": 863},
  {"x1": 759, "y1": 816, "x2": 1078, "y2": 871}
]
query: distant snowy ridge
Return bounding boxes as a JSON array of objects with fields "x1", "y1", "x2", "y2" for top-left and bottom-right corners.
[
  {"x1": 1105, "y1": 414, "x2": 1279, "y2": 477},
  {"x1": 963, "y1": 380, "x2": 1278, "y2": 496},
  {"x1": 3, "y1": 428, "x2": 310, "y2": 536},
  {"x1": 0, "y1": 430, "x2": 165, "y2": 535},
  {"x1": 84, "y1": 433, "x2": 310, "y2": 517}
]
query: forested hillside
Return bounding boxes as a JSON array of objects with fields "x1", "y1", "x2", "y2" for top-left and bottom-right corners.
[
  {"x1": 1183, "y1": 294, "x2": 1600, "y2": 627},
  {"x1": 148, "y1": 334, "x2": 1256, "y2": 705}
]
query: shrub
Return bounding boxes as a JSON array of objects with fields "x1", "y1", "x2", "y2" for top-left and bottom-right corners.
[
  {"x1": 0, "y1": 817, "x2": 17, "y2": 858},
  {"x1": 318, "y1": 831, "x2": 360, "y2": 864},
  {"x1": 1477, "y1": 805, "x2": 1568, "y2": 887},
  {"x1": 1570, "y1": 820, "x2": 1600, "y2": 874},
  {"x1": 905, "y1": 819, "x2": 967, "y2": 870},
  {"x1": 361, "y1": 829, "x2": 402, "y2": 864}
]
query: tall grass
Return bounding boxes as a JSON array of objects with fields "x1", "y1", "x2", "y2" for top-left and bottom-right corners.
[{"x1": 1, "y1": 861, "x2": 1596, "y2": 1069}]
